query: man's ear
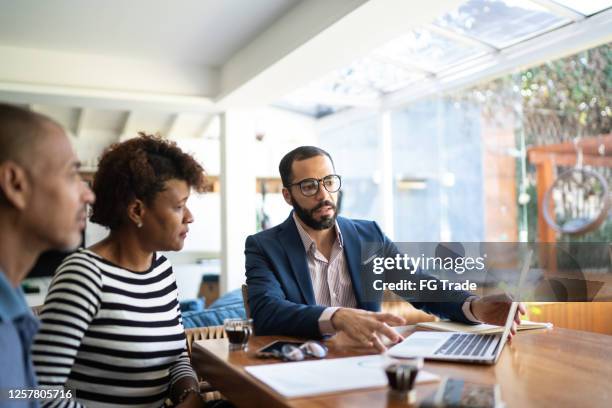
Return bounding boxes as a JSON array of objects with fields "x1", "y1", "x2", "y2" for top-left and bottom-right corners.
[
  {"x1": 0, "y1": 161, "x2": 30, "y2": 210},
  {"x1": 127, "y1": 199, "x2": 146, "y2": 227},
  {"x1": 282, "y1": 188, "x2": 293, "y2": 206}
]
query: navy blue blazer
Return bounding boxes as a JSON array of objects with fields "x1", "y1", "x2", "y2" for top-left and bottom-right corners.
[{"x1": 245, "y1": 213, "x2": 473, "y2": 338}]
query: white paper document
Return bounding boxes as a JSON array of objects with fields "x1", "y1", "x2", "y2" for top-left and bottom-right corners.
[{"x1": 245, "y1": 354, "x2": 439, "y2": 398}]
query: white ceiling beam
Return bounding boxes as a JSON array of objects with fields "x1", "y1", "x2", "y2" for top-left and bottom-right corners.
[
  {"x1": 165, "y1": 112, "x2": 213, "y2": 139},
  {"x1": 165, "y1": 114, "x2": 181, "y2": 140},
  {"x1": 198, "y1": 114, "x2": 219, "y2": 139},
  {"x1": 0, "y1": 45, "x2": 220, "y2": 111},
  {"x1": 0, "y1": 81, "x2": 219, "y2": 114},
  {"x1": 381, "y1": 7, "x2": 612, "y2": 111},
  {"x1": 217, "y1": 0, "x2": 368, "y2": 105},
  {"x1": 0, "y1": 45, "x2": 219, "y2": 96},
  {"x1": 120, "y1": 111, "x2": 133, "y2": 138},
  {"x1": 74, "y1": 108, "x2": 87, "y2": 138},
  {"x1": 217, "y1": 0, "x2": 463, "y2": 108}
]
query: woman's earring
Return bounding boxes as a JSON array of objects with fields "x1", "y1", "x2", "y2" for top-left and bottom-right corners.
[{"x1": 137, "y1": 222, "x2": 143, "y2": 228}]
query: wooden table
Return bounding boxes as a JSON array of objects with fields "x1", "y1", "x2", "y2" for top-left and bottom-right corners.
[{"x1": 191, "y1": 327, "x2": 612, "y2": 408}]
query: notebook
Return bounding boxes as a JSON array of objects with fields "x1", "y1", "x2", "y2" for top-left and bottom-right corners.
[{"x1": 417, "y1": 320, "x2": 552, "y2": 335}]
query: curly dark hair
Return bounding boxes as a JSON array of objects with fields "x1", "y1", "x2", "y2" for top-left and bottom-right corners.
[{"x1": 91, "y1": 133, "x2": 207, "y2": 229}]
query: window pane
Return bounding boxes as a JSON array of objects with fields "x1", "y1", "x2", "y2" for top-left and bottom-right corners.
[
  {"x1": 552, "y1": 0, "x2": 612, "y2": 16},
  {"x1": 373, "y1": 29, "x2": 486, "y2": 73},
  {"x1": 319, "y1": 115, "x2": 385, "y2": 226},
  {"x1": 391, "y1": 99, "x2": 487, "y2": 242},
  {"x1": 435, "y1": 0, "x2": 570, "y2": 48}
]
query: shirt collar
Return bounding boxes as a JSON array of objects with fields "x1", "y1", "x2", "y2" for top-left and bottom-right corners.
[
  {"x1": 292, "y1": 212, "x2": 344, "y2": 253},
  {"x1": 0, "y1": 269, "x2": 30, "y2": 322}
]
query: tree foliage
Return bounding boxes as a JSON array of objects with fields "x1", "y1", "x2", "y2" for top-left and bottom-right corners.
[{"x1": 449, "y1": 42, "x2": 611, "y2": 146}]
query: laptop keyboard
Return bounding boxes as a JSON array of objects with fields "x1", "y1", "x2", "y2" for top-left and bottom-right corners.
[{"x1": 434, "y1": 334, "x2": 498, "y2": 357}]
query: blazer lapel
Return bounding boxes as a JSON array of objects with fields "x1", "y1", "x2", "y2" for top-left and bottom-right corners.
[
  {"x1": 337, "y1": 217, "x2": 365, "y2": 307},
  {"x1": 278, "y1": 213, "x2": 317, "y2": 305}
]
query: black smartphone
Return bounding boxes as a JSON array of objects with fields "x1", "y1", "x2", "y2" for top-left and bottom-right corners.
[{"x1": 255, "y1": 340, "x2": 304, "y2": 358}]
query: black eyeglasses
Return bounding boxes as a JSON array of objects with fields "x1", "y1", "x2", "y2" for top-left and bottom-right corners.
[{"x1": 286, "y1": 175, "x2": 342, "y2": 197}]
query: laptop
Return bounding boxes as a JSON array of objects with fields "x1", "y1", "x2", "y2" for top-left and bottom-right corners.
[{"x1": 387, "y1": 250, "x2": 532, "y2": 365}]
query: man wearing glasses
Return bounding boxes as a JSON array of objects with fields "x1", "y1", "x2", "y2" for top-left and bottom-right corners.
[{"x1": 245, "y1": 146, "x2": 523, "y2": 352}]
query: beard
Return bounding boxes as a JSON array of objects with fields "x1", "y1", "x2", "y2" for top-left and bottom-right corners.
[{"x1": 291, "y1": 195, "x2": 337, "y2": 230}]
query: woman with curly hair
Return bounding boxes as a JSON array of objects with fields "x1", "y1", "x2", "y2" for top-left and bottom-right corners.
[{"x1": 32, "y1": 134, "x2": 213, "y2": 408}]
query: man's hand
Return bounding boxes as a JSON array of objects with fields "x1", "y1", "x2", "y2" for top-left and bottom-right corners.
[
  {"x1": 331, "y1": 308, "x2": 406, "y2": 352},
  {"x1": 471, "y1": 294, "x2": 526, "y2": 338}
]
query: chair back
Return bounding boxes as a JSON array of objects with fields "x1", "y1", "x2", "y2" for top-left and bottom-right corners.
[
  {"x1": 241, "y1": 284, "x2": 251, "y2": 319},
  {"x1": 185, "y1": 325, "x2": 226, "y2": 358}
]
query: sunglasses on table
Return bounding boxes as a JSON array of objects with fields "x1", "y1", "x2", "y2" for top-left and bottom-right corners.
[{"x1": 272, "y1": 341, "x2": 329, "y2": 362}]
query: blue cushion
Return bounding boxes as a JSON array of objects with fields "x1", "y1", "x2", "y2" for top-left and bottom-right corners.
[
  {"x1": 179, "y1": 297, "x2": 206, "y2": 313},
  {"x1": 182, "y1": 303, "x2": 246, "y2": 329},
  {"x1": 181, "y1": 289, "x2": 246, "y2": 329},
  {"x1": 209, "y1": 288, "x2": 243, "y2": 309}
]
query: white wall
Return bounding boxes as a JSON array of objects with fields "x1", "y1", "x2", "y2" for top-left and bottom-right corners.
[
  {"x1": 69, "y1": 129, "x2": 118, "y2": 169},
  {"x1": 251, "y1": 106, "x2": 319, "y2": 177},
  {"x1": 219, "y1": 106, "x2": 318, "y2": 294},
  {"x1": 76, "y1": 106, "x2": 318, "y2": 300}
]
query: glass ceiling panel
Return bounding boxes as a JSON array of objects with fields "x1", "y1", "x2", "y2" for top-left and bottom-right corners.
[
  {"x1": 372, "y1": 29, "x2": 486, "y2": 73},
  {"x1": 277, "y1": 58, "x2": 425, "y2": 116},
  {"x1": 315, "y1": 57, "x2": 425, "y2": 95},
  {"x1": 552, "y1": 0, "x2": 612, "y2": 16},
  {"x1": 275, "y1": 0, "x2": 608, "y2": 116},
  {"x1": 273, "y1": 99, "x2": 342, "y2": 118},
  {"x1": 435, "y1": 0, "x2": 571, "y2": 48}
]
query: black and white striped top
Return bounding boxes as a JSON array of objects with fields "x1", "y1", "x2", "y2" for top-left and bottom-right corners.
[{"x1": 32, "y1": 249, "x2": 197, "y2": 408}]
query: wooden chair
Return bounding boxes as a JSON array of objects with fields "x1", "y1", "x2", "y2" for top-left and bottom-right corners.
[
  {"x1": 241, "y1": 284, "x2": 251, "y2": 319},
  {"x1": 184, "y1": 325, "x2": 227, "y2": 401}
]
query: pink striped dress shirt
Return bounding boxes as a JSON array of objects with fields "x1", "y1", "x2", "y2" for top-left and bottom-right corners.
[{"x1": 293, "y1": 214, "x2": 357, "y2": 334}]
